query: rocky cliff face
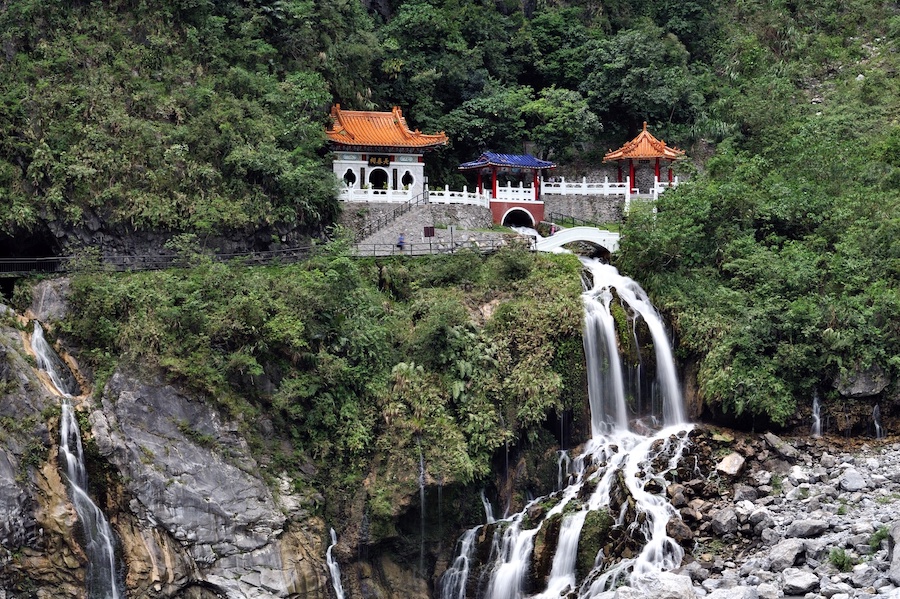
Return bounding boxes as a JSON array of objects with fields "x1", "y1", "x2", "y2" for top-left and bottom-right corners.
[
  {"x1": 91, "y1": 372, "x2": 328, "y2": 598},
  {"x1": 0, "y1": 293, "x2": 331, "y2": 598},
  {"x1": 1, "y1": 282, "x2": 457, "y2": 599}
]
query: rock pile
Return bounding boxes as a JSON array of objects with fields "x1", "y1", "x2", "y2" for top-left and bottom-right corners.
[{"x1": 606, "y1": 429, "x2": 900, "y2": 598}]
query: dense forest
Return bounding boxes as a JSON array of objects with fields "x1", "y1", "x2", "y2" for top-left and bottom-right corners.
[{"x1": 2, "y1": 0, "x2": 899, "y2": 468}]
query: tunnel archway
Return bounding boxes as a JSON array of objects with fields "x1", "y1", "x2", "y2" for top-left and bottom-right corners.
[{"x1": 501, "y1": 208, "x2": 535, "y2": 228}]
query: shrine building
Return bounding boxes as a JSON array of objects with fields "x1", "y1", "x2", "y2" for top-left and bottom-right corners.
[
  {"x1": 603, "y1": 122, "x2": 684, "y2": 194},
  {"x1": 458, "y1": 152, "x2": 556, "y2": 226},
  {"x1": 326, "y1": 105, "x2": 448, "y2": 200}
]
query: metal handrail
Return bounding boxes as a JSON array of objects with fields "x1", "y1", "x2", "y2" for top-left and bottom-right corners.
[
  {"x1": 0, "y1": 236, "x2": 532, "y2": 275},
  {"x1": 0, "y1": 245, "x2": 316, "y2": 276},
  {"x1": 546, "y1": 212, "x2": 603, "y2": 229},
  {"x1": 355, "y1": 190, "x2": 429, "y2": 241}
]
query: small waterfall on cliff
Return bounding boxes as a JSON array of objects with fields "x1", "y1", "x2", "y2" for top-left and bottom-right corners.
[
  {"x1": 442, "y1": 261, "x2": 691, "y2": 598},
  {"x1": 326, "y1": 528, "x2": 346, "y2": 599},
  {"x1": 874, "y1": 405, "x2": 884, "y2": 439},
  {"x1": 32, "y1": 322, "x2": 122, "y2": 599},
  {"x1": 31, "y1": 322, "x2": 80, "y2": 397},
  {"x1": 811, "y1": 393, "x2": 822, "y2": 437},
  {"x1": 481, "y1": 490, "x2": 496, "y2": 524}
]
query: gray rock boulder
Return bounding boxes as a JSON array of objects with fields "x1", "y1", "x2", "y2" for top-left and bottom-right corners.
[
  {"x1": 716, "y1": 452, "x2": 746, "y2": 477},
  {"x1": 834, "y1": 363, "x2": 889, "y2": 398},
  {"x1": 839, "y1": 469, "x2": 868, "y2": 492},
  {"x1": 781, "y1": 567, "x2": 818, "y2": 594},
  {"x1": 763, "y1": 433, "x2": 799, "y2": 461},
  {"x1": 711, "y1": 507, "x2": 739, "y2": 535},
  {"x1": 768, "y1": 538, "x2": 805, "y2": 571},
  {"x1": 889, "y1": 522, "x2": 900, "y2": 585},
  {"x1": 786, "y1": 519, "x2": 829, "y2": 538}
]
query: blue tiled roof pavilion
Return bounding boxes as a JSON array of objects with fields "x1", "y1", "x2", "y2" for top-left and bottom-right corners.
[{"x1": 458, "y1": 152, "x2": 556, "y2": 170}]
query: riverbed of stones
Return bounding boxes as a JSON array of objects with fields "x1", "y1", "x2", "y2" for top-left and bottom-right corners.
[{"x1": 605, "y1": 428, "x2": 900, "y2": 599}]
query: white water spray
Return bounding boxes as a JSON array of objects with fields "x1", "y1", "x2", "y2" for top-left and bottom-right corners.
[
  {"x1": 32, "y1": 322, "x2": 122, "y2": 599},
  {"x1": 326, "y1": 528, "x2": 346, "y2": 599},
  {"x1": 439, "y1": 527, "x2": 479, "y2": 599},
  {"x1": 874, "y1": 405, "x2": 884, "y2": 439},
  {"x1": 480, "y1": 489, "x2": 496, "y2": 524},
  {"x1": 445, "y1": 261, "x2": 692, "y2": 597},
  {"x1": 811, "y1": 393, "x2": 822, "y2": 438}
]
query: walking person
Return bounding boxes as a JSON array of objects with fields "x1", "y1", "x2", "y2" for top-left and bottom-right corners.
[{"x1": 396, "y1": 232, "x2": 405, "y2": 254}]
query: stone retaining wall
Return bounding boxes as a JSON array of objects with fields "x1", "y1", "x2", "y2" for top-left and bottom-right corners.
[
  {"x1": 543, "y1": 196, "x2": 625, "y2": 225},
  {"x1": 339, "y1": 202, "x2": 492, "y2": 237}
]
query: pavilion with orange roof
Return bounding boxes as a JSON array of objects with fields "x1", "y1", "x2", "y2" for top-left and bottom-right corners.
[
  {"x1": 326, "y1": 104, "x2": 448, "y2": 200},
  {"x1": 603, "y1": 122, "x2": 685, "y2": 193}
]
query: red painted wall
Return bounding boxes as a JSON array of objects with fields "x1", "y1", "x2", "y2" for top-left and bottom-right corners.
[{"x1": 490, "y1": 201, "x2": 545, "y2": 225}]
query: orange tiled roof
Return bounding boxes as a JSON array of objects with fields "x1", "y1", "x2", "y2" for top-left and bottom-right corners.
[
  {"x1": 603, "y1": 122, "x2": 685, "y2": 161},
  {"x1": 326, "y1": 105, "x2": 448, "y2": 149}
]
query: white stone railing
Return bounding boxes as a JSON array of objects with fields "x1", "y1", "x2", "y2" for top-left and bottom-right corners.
[
  {"x1": 427, "y1": 185, "x2": 490, "y2": 207},
  {"x1": 339, "y1": 186, "x2": 415, "y2": 203},
  {"x1": 339, "y1": 175, "x2": 680, "y2": 209},
  {"x1": 494, "y1": 181, "x2": 541, "y2": 203},
  {"x1": 541, "y1": 176, "x2": 632, "y2": 200},
  {"x1": 649, "y1": 176, "x2": 680, "y2": 200}
]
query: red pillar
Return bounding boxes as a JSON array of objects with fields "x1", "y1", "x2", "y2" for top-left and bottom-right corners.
[
  {"x1": 477, "y1": 172, "x2": 483, "y2": 194},
  {"x1": 492, "y1": 167, "x2": 498, "y2": 199},
  {"x1": 655, "y1": 158, "x2": 660, "y2": 181},
  {"x1": 533, "y1": 170, "x2": 539, "y2": 200},
  {"x1": 629, "y1": 159, "x2": 635, "y2": 191},
  {"x1": 668, "y1": 166, "x2": 673, "y2": 184}
]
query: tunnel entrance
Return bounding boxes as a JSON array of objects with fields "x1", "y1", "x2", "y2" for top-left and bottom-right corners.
[
  {"x1": 501, "y1": 209, "x2": 535, "y2": 228},
  {"x1": 0, "y1": 226, "x2": 61, "y2": 259}
]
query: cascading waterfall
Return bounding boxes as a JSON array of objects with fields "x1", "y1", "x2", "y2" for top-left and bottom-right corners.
[
  {"x1": 874, "y1": 404, "x2": 884, "y2": 439},
  {"x1": 31, "y1": 322, "x2": 80, "y2": 397},
  {"x1": 326, "y1": 528, "x2": 346, "y2": 599},
  {"x1": 420, "y1": 447, "x2": 427, "y2": 575},
  {"x1": 811, "y1": 393, "x2": 822, "y2": 438},
  {"x1": 480, "y1": 490, "x2": 496, "y2": 524},
  {"x1": 32, "y1": 322, "x2": 122, "y2": 599},
  {"x1": 443, "y1": 260, "x2": 692, "y2": 598}
]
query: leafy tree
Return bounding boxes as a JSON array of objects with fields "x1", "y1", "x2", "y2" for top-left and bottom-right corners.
[
  {"x1": 580, "y1": 20, "x2": 702, "y2": 134},
  {"x1": 521, "y1": 86, "x2": 600, "y2": 160}
]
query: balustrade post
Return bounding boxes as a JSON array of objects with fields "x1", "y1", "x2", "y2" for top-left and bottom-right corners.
[{"x1": 625, "y1": 176, "x2": 631, "y2": 213}]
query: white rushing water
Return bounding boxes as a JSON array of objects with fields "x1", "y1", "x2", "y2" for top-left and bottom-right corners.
[
  {"x1": 811, "y1": 393, "x2": 822, "y2": 437},
  {"x1": 32, "y1": 322, "x2": 122, "y2": 599},
  {"x1": 326, "y1": 528, "x2": 346, "y2": 599},
  {"x1": 442, "y1": 260, "x2": 692, "y2": 598},
  {"x1": 874, "y1": 404, "x2": 884, "y2": 439}
]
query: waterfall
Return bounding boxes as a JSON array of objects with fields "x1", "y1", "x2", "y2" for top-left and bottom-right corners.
[
  {"x1": 326, "y1": 528, "x2": 346, "y2": 599},
  {"x1": 439, "y1": 527, "x2": 479, "y2": 599},
  {"x1": 557, "y1": 451, "x2": 571, "y2": 491},
  {"x1": 582, "y1": 260, "x2": 685, "y2": 427},
  {"x1": 32, "y1": 322, "x2": 122, "y2": 599},
  {"x1": 419, "y1": 447, "x2": 426, "y2": 575},
  {"x1": 874, "y1": 405, "x2": 884, "y2": 439},
  {"x1": 31, "y1": 322, "x2": 80, "y2": 397},
  {"x1": 480, "y1": 490, "x2": 496, "y2": 524},
  {"x1": 443, "y1": 261, "x2": 692, "y2": 597},
  {"x1": 60, "y1": 401, "x2": 122, "y2": 599},
  {"x1": 811, "y1": 393, "x2": 822, "y2": 437}
]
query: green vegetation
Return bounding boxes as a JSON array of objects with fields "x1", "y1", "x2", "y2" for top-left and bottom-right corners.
[
  {"x1": 617, "y1": 0, "x2": 900, "y2": 426},
  {"x1": 829, "y1": 547, "x2": 858, "y2": 572},
  {"x1": 869, "y1": 525, "x2": 890, "y2": 551},
  {"x1": 60, "y1": 246, "x2": 585, "y2": 533}
]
